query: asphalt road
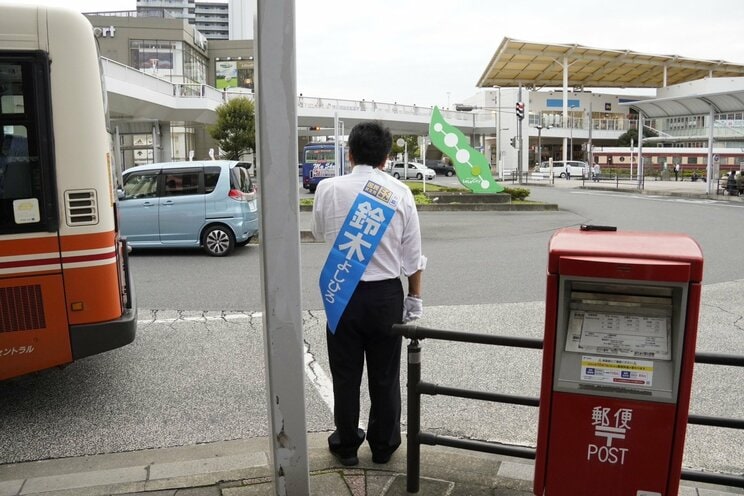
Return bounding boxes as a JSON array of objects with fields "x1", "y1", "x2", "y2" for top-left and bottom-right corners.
[{"x1": 1, "y1": 185, "x2": 742, "y2": 477}]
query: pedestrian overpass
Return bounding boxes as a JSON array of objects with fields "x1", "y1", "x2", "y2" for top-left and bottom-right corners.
[{"x1": 102, "y1": 57, "x2": 478, "y2": 137}]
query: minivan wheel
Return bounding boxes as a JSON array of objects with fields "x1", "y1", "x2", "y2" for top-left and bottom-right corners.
[
  {"x1": 446, "y1": 170, "x2": 454, "y2": 177},
  {"x1": 416, "y1": 173, "x2": 423, "y2": 179},
  {"x1": 393, "y1": 172, "x2": 401, "y2": 179},
  {"x1": 202, "y1": 225, "x2": 235, "y2": 256}
]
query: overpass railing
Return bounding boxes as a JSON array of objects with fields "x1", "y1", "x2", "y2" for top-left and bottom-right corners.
[{"x1": 393, "y1": 323, "x2": 744, "y2": 494}]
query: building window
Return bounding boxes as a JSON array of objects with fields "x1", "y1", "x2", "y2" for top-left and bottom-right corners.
[
  {"x1": 130, "y1": 39, "x2": 178, "y2": 78},
  {"x1": 130, "y1": 39, "x2": 207, "y2": 85}
]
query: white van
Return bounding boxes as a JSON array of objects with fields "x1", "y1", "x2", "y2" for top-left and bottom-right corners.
[{"x1": 538, "y1": 161, "x2": 589, "y2": 179}]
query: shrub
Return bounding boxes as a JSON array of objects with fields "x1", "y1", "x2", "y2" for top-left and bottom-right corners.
[
  {"x1": 413, "y1": 192, "x2": 430, "y2": 204},
  {"x1": 503, "y1": 187, "x2": 530, "y2": 201}
]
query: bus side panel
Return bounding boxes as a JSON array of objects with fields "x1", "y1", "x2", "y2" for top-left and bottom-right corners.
[
  {"x1": 0, "y1": 274, "x2": 71, "y2": 381},
  {"x1": 59, "y1": 231, "x2": 123, "y2": 325}
]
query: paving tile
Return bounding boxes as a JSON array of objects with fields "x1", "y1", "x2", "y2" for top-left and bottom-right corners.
[
  {"x1": 310, "y1": 472, "x2": 352, "y2": 496},
  {"x1": 497, "y1": 461, "x2": 534, "y2": 482},
  {"x1": 382, "y1": 474, "x2": 455, "y2": 496},
  {"x1": 0, "y1": 480, "x2": 23, "y2": 496},
  {"x1": 20, "y1": 466, "x2": 146, "y2": 494},
  {"x1": 150, "y1": 453, "x2": 265, "y2": 480}
]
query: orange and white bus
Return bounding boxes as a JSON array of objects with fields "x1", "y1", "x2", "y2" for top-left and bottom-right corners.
[{"x1": 1, "y1": 4, "x2": 135, "y2": 381}]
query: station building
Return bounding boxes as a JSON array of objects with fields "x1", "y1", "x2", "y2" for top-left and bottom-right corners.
[
  {"x1": 84, "y1": 8, "x2": 253, "y2": 169},
  {"x1": 462, "y1": 38, "x2": 744, "y2": 182}
]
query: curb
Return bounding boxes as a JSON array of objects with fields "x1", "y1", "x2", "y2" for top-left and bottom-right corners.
[{"x1": 0, "y1": 434, "x2": 538, "y2": 496}]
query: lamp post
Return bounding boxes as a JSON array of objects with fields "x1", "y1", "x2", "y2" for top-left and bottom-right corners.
[
  {"x1": 536, "y1": 124, "x2": 553, "y2": 182},
  {"x1": 536, "y1": 124, "x2": 554, "y2": 165},
  {"x1": 536, "y1": 124, "x2": 544, "y2": 169},
  {"x1": 569, "y1": 103, "x2": 578, "y2": 161}
]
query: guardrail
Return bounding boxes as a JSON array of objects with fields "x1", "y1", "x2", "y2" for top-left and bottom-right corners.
[{"x1": 393, "y1": 323, "x2": 744, "y2": 494}]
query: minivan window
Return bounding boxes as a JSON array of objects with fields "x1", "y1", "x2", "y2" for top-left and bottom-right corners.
[
  {"x1": 204, "y1": 166, "x2": 220, "y2": 194},
  {"x1": 122, "y1": 172, "x2": 158, "y2": 199},
  {"x1": 230, "y1": 165, "x2": 253, "y2": 193},
  {"x1": 163, "y1": 170, "x2": 200, "y2": 196}
]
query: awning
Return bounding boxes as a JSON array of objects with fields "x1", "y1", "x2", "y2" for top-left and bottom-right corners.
[
  {"x1": 477, "y1": 38, "x2": 744, "y2": 89},
  {"x1": 619, "y1": 79, "x2": 744, "y2": 118}
]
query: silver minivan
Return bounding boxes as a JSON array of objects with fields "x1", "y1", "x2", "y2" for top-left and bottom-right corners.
[{"x1": 118, "y1": 161, "x2": 258, "y2": 256}]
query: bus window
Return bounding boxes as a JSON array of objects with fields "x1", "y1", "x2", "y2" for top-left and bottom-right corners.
[{"x1": 0, "y1": 56, "x2": 56, "y2": 233}]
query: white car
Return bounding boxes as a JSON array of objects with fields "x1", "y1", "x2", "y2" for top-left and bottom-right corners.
[
  {"x1": 538, "y1": 160, "x2": 589, "y2": 179},
  {"x1": 389, "y1": 162, "x2": 436, "y2": 180}
]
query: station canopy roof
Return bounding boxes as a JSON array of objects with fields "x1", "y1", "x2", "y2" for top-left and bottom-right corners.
[
  {"x1": 477, "y1": 38, "x2": 744, "y2": 89},
  {"x1": 621, "y1": 82, "x2": 744, "y2": 118}
]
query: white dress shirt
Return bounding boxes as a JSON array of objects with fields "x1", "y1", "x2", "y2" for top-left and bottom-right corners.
[{"x1": 311, "y1": 165, "x2": 424, "y2": 281}]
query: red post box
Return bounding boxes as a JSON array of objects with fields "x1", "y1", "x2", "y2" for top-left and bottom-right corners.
[{"x1": 534, "y1": 226, "x2": 703, "y2": 496}]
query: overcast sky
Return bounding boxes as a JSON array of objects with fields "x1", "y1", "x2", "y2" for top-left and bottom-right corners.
[{"x1": 8, "y1": 0, "x2": 744, "y2": 107}]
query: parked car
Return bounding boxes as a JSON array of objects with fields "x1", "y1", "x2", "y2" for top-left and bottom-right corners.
[
  {"x1": 118, "y1": 160, "x2": 258, "y2": 256},
  {"x1": 389, "y1": 162, "x2": 436, "y2": 180},
  {"x1": 538, "y1": 160, "x2": 589, "y2": 179},
  {"x1": 426, "y1": 160, "x2": 456, "y2": 177}
]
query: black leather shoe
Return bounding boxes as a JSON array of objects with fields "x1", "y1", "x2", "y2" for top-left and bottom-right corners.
[
  {"x1": 372, "y1": 452, "x2": 392, "y2": 464},
  {"x1": 327, "y1": 429, "x2": 364, "y2": 467},
  {"x1": 330, "y1": 450, "x2": 359, "y2": 466}
]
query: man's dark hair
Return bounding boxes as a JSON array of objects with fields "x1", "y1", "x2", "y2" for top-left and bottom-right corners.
[{"x1": 348, "y1": 121, "x2": 392, "y2": 167}]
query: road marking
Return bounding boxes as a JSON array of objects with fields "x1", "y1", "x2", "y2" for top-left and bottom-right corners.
[
  {"x1": 304, "y1": 341, "x2": 335, "y2": 414},
  {"x1": 572, "y1": 190, "x2": 744, "y2": 207},
  {"x1": 136, "y1": 312, "x2": 260, "y2": 324}
]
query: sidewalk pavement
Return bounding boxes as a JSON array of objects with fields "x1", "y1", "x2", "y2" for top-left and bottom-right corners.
[
  {"x1": 3, "y1": 181, "x2": 741, "y2": 496},
  {"x1": 519, "y1": 174, "x2": 743, "y2": 200},
  {"x1": 2, "y1": 432, "x2": 741, "y2": 496}
]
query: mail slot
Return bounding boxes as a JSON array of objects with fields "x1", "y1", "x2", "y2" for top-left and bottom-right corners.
[{"x1": 533, "y1": 227, "x2": 703, "y2": 496}]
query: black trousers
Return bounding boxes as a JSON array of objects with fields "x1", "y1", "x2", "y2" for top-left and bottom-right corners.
[{"x1": 326, "y1": 278, "x2": 404, "y2": 458}]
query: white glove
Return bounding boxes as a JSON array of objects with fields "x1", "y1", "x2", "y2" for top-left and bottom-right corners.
[{"x1": 402, "y1": 295, "x2": 423, "y2": 323}]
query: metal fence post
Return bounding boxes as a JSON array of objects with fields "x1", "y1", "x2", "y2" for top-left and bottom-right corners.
[{"x1": 407, "y1": 338, "x2": 422, "y2": 493}]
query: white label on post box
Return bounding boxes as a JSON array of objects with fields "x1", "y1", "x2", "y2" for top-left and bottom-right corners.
[
  {"x1": 566, "y1": 311, "x2": 671, "y2": 360},
  {"x1": 637, "y1": 492, "x2": 662, "y2": 496},
  {"x1": 587, "y1": 404, "x2": 632, "y2": 465},
  {"x1": 581, "y1": 355, "x2": 654, "y2": 387}
]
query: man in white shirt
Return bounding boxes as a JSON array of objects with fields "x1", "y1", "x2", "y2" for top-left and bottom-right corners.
[
  {"x1": 312, "y1": 121, "x2": 425, "y2": 467},
  {"x1": 592, "y1": 163, "x2": 601, "y2": 182}
]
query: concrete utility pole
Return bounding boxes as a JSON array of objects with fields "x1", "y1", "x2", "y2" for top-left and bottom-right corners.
[
  {"x1": 587, "y1": 101, "x2": 593, "y2": 167},
  {"x1": 637, "y1": 111, "x2": 644, "y2": 190},
  {"x1": 255, "y1": 0, "x2": 310, "y2": 493},
  {"x1": 517, "y1": 84, "x2": 523, "y2": 184}
]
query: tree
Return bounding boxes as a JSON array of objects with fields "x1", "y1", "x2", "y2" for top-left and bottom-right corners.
[
  {"x1": 208, "y1": 97, "x2": 255, "y2": 160},
  {"x1": 617, "y1": 126, "x2": 658, "y2": 147},
  {"x1": 391, "y1": 135, "x2": 420, "y2": 160}
]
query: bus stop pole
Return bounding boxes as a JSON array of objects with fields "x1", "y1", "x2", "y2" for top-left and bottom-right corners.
[{"x1": 255, "y1": 0, "x2": 310, "y2": 493}]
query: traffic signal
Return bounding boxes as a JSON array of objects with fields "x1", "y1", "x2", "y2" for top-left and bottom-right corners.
[
  {"x1": 510, "y1": 137, "x2": 517, "y2": 148},
  {"x1": 309, "y1": 126, "x2": 320, "y2": 131},
  {"x1": 515, "y1": 102, "x2": 524, "y2": 120}
]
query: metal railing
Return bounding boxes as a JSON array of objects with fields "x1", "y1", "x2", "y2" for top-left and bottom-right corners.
[{"x1": 393, "y1": 323, "x2": 744, "y2": 494}]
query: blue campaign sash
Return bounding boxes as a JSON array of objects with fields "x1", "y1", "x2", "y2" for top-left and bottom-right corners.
[{"x1": 319, "y1": 179, "x2": 400, "y2": 333}]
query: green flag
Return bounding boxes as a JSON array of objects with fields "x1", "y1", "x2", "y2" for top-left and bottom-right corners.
[{"x1": 429, "y1": 106, "x2": 504, "y2": 193}]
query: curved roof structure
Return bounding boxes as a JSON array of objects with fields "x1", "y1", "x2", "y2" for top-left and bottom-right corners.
[
  {"x1": 477, "y1": 38, "x2": 744, "y2": 89},
  {"x1": 621, "y1": 78, "x2": 744, "y2": 118}
]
